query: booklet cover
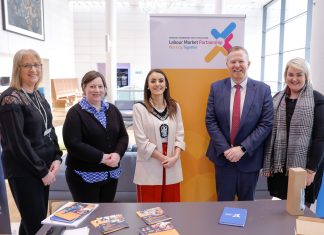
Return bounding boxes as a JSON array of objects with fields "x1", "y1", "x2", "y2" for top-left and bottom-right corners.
[
  {"x1": 91, "y1": 214, "x2": 129, "y2": 234},
  {"x1": 42, "y1": 202, "x2": 99, "y2": 227},
  {"x1": 136, "y1": 207, "x2": 172, "y2": 225},
  {"x1": 139, "y1": 221, "x2": 180, "y2": 235},
  {"x1": 219, "y1": 207, "x2": 248, "y2": 227}
]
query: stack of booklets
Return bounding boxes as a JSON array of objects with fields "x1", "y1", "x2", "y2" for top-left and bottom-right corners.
[
  {"x1": 139, "y1": 221, "x2": 180, "y2": 235},
  {"x1": 42, "y1": 202, "x2": 99, "y2": 227},
  {"x1": 219, "y1": 207, "x2": 248, "y2": 227},
  {"x1": 137, "y1": 207, "x2": 179, "y2": 234},
  {"x1": 91, "y1": 214, "x2": 129, "y2": 234}
]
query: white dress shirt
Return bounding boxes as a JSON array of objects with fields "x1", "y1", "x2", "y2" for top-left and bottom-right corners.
[{"x1": 230, "y1": 77, "x2": 248, "y2": 132}]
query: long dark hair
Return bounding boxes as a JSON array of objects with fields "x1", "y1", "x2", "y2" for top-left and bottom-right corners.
[{"x1": 143, "y1": 69, "x2": 177, "y2": 119}]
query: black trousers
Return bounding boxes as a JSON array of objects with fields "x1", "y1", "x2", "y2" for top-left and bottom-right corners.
[
  {"x1": 8, "y1": 176, "x2": 49, "y2": 235},
  {"x1": 65, "y1": 167, "x2": 118, "y2": 203}
]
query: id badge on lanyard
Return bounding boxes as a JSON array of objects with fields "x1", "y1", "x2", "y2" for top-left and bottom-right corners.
[{"x1": 44, "y1": 128, "x2": 51, "y2": 136}]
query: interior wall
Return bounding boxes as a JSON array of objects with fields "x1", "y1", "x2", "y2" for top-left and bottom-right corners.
[
  {"x1": 72, "y1": 3, "x2": 264, "y2": 91},
  {"x1": 0, "y1": 1, "x2": 76, "y2": 79},
  {"x1": 73, "y1": 2, "x2": 106, "y2": 80},
  {"x1": 0, "y1": 2, "x2": 264, "y2": 94},
  {"x1": 223, "y1": 7, "x2": 264, "y2": 80},
  {"x1": 116, "y1": 6, "x2": 150, "y2": 89}
]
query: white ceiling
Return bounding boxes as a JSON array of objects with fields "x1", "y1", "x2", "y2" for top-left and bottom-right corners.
[
  {"x1": 123, "y1": 0, "x2": 271, "y2": 8},
  {"x1": 71, "y1": 0, "x2": 272, "y2": 9}
]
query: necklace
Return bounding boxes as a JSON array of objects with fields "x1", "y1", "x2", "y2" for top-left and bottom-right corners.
[
  {"x1": 149, "y1": 98, "x2": 166, "y2": 110},
  {"x1": 149, "y1": 99, "x2": 169, "y2": 139},
  {"x1": 22, "y1": 89, "x2": 51, "y2": 138}
]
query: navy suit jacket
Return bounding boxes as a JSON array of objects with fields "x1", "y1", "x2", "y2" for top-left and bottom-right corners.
[{"x1": 205, "y1": 77, "x2": 273, "y2": 172}]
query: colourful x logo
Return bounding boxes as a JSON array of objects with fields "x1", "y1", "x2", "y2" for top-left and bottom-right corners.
[{"x1": 205, "y1": 22, "x2": 236, "y2": 62}]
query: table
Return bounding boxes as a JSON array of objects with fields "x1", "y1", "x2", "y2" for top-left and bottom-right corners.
[{"x1": 37, "y1": 200, "x2": 314, "y2": 235}]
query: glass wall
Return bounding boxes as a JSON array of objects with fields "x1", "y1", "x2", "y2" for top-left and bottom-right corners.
[{"x1": 261, "y1": 0, "x2": 312, "y2": 93}]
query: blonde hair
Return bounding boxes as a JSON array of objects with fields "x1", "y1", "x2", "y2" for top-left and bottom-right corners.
[
  {"x1": 10, "y1": 49, "x2": 43, "y2": 90},
  {"x1": 284, "y1": 57, "x2": 311, "y2": 85}
]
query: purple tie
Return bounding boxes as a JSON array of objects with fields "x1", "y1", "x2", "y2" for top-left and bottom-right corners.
[{"x1": 230, "y1": 85, "x2": 241, "y2": 145}]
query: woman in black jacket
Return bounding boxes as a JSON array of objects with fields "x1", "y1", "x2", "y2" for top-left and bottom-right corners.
[
  {"x1": 263, "y1": 57, "x2": 324, "y2": 206},
  {"x1": 0, "y1": 49, "x2": 62, "y2": 235},
  {"x1": 63, "y1": 70, "x2": 128, "y2": 203}
]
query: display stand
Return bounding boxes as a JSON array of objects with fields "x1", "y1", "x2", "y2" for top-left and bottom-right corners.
[{"x1": 0, "y1": 148, "x2": 12, "y2": 234}]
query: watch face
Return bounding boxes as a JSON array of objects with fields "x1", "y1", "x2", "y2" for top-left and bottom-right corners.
[{"x1": 240, "y1": 146, "x2": 246, "y2": 152}]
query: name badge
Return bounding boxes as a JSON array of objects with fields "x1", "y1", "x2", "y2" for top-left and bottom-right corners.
[{"x1": 44, "y1": 128, "x2": 52, "y2": 136}]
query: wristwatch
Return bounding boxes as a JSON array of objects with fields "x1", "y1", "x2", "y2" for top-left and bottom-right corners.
[{"x1": 240, "y1": 145, "x2": 246, "y2": 154}]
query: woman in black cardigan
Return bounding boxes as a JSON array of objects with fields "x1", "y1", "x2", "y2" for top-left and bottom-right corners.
[
  {"x1": 63, "y1": 70, "x2": 128, "y2": 202},
  {"x1": 0, "y1": 49, "x2": 62, "y2": 235}
]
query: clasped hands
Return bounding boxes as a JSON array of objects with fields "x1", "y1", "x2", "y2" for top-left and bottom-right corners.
[
  {"x1": 101, "y1": 153, "x2": 121, "y2": 168},
  {"x1": 42, "y1": 160, "x2": 61, "y2": 186},
  {"x1": 160, "y1": 154, "x2": 179, "y2": 168},
  {"x1": 224, "y1": 146, "x2": 245, "y2": 163}
]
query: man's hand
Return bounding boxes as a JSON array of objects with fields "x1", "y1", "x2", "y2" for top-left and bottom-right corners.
[{"x1": 224, "y1": 146, "x2": 245, "y2": 162}]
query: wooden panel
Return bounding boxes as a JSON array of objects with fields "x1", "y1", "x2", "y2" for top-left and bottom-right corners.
[{"x1": 51, "y1": 78, "x2": 80, "y2": 108}]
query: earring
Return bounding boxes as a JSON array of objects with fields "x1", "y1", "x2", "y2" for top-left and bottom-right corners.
[{"x1": 147, "y1": 88, "x2": 150, "y2": 90}]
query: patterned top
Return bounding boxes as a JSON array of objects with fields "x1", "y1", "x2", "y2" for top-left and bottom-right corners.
[
  {"x1": 74, "y1": 97, "x2": 122, "y2": 183},
  {"x1": 75, "y1": 168, "x2": 122, "y2": 183},
  {"x1": 79, "y1": 97, "x2": 109, "y2": 128}
]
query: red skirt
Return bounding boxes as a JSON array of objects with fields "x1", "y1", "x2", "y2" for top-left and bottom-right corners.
[{"x1": 136, "y1": 142, "x2": 180, "y2": 202}]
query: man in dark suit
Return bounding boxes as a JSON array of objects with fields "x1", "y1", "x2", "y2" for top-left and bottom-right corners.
[{"x1": 205, "y1": 46, "x2": 273, "y2": 201}]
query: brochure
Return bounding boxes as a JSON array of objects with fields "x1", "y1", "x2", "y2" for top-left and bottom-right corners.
[
  {"x1": 139, "y1": 221, "x2": 180, "y2": 235},
  {"x1": 42, "y1": 202, "x2": 99, "y2": 227},
  {"x1": 219, "y1": 207, "x2": 247, "y2": 227},
  {"x1": 136, "y1": 207, "x2": 172, "y2": 225},
  {"x1": 91, "y1": 214, "x2": 129, "y2": 234}
]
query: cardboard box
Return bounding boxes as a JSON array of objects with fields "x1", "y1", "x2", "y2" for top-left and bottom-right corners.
[
  {"x1": 295, "y1": 216, "x2": 324, "y2": 235},
  {"x1": 286, "y1": 168, "x2": 307, "y2": 215}
]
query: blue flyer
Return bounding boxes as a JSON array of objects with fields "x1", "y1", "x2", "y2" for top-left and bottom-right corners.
[{"x1": 219, "y1": 207, "x2": 248, "y2": 227}]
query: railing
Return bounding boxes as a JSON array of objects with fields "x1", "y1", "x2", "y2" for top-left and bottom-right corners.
[{"x1": 117, "y1": 87, "x2": 143, "y2": 101}]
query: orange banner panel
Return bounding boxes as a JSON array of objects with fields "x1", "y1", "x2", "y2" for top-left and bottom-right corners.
[{"x1": 163, "y1": 69, "x2": 228, "y2": 201}]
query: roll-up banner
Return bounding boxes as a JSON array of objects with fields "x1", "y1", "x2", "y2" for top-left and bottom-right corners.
[
  {"x1": 150, "y1": 14, "x2": 245, "y2": 201},
  {"x1": 0, "y1": 150, "x2": 11, "y2": 234}
]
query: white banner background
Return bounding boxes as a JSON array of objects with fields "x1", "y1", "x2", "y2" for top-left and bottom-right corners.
[{"x1": 151, "y1": 15, "x2": 245, "y2": 69}]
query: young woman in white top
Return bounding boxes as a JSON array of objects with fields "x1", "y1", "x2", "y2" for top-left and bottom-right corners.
[{"x1": 133, "y1": 68, "x2": 185, "y2": 202}]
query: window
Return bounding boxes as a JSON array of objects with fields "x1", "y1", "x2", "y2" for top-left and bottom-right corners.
[
  {"x1": 283, "y1": 13, "x2": 307, "y2": 52},
  {"x1": 261, "y1": 0, "x2": 312, "y2": 94}
]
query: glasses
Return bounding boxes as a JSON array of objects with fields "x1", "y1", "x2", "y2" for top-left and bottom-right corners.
[{"x1": 19, "y1": 63, "x2": 42, "y2": 69}]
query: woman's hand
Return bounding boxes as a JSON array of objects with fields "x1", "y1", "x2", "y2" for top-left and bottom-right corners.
[
  {"x1": 306, "y1": 169, "x2": 316, "y2": 186},
  {"x1": 102, "y1": 153, "x2": 120, "y2": 167},
  {"x1": 49, "y1": 160, "x2": 61, "y2": 176},
  {"x1": 162, "y1": 156, "x2": 179, "y2": 168},
  {"x1": 261, "y1": 169, "x2": 272, "y2": 177},
  {"x1": 42, "y1": 171, "x2": 56, "y2": 186}
]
